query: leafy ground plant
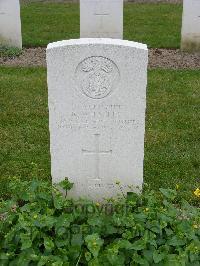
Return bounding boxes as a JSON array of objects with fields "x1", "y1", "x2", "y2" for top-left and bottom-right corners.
[{"x1": 0, "y1": 178, "x2": 199, "y2": 265}]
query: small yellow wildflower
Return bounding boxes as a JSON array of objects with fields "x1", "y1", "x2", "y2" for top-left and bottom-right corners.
[
  {"x1": 144, "y1": 208, "x2": 149, "y2": 212},
  {"x1": 194, "y1": 188, "x2": 200, "y2": 198},
  {"x1": 193, "y1": 224, "x2": 198, "y2": 229},
  {"x1": 176, "y1": 184, "x2": 180, "y2": 190},
  {"x1": 96, "y1": 202, "x2": 100, "y2": 207}
]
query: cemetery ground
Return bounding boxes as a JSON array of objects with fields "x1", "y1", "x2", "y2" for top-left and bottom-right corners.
[
  {"x1": 0, "y1": 67, "x2": 199, "y2": 204},
  {"x1": 18, "y1": 3, "x2": 182, "y2": 48},
  {"x1": 1, "y1": 3, "x2": 200, "y2": 68},
  {"x1": 0, "y1": 2, "x2": 200, "y2": 265},
  {"x1": 0, "y1": 1, "x2": 199, "y2": 203},
  {"x1": 1, "y1": 2, "x2": 200, "y2": 69}
]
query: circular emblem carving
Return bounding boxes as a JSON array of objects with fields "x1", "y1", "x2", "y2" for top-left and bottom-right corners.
[{"x1": 75, "y1": 56, "x2": 120, "y2": 99}]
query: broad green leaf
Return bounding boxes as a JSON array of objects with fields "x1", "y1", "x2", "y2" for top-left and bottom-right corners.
[
  {"x1": 20, "y1": 233, "x2": 32, "y2": 250},
  {"x1": 85, "y1": 251, "x2": 92, "y2": 262},
  {"x1": 118, "y1": 239, "x2": 133, "y2": 250},
  {"x1": 153, "y1": 250, "x2": 165, "y2": 263},
  {"x1": 88, "y1": 258, "x2": 100, "y2": 266},
  {"x1": 71, "y1": 233, "x2": 83, "y2": 247},
  {"x1": 167, "y1": 236, "x2": 186, "y2": 246},
  {"x1": 85, "y1": 234, "x2": 104, "y2": 258},
  {"x1": 132, "y1": 252, "x2": 148, "y2": 265},
  {"x1": 159, "y1": 188, "x2": 177, "y2": 200},
  {"x1": 44, "y1": 237, "x2": 54, "y2": 251},
  {"x1": 59, "y1": 179, "x2": 74, "y2": 191},
  {"x1": 143, "y1": 250, "x2": 153, "y2": 263},
  {"x1": 132, "y1": 239, "x2": 146, "y2": 250}
]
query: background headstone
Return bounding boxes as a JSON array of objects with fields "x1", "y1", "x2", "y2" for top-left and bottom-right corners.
[
  {"x1": 80, "y1": 0, "x2": 123, "y2": 39},
  {"x1": 0, "y1": 0, "x2": 22, "y2": 49},
  {"x1": 181, "y1": 0, "x2": 200, "y2": 52},
  {"x1": 47, "y1": 38, "x2": 148, "y2": 201}
]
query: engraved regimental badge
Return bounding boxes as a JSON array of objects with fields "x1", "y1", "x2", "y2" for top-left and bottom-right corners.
[{"x1": 75, "y1": 56, "x2": 120, "y2": 99}]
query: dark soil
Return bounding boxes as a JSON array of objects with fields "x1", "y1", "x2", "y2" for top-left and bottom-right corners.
[
  {"x1": 0, "y1": 47, "x2": 199, "y2": 69},
  {"x1": 149, "y1": 49, "x2": 200, "y2": 69}
]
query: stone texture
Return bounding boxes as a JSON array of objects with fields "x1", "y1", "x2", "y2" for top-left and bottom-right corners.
[
  {"x1": 181, "y1": 0, "x2": 200, "y2": 52},
  {"x1": 80, "y1": 0, "x2": 123, "y2": 39},
  {"x1": 47, "y1": 38, "x2": 148, "y2": 201},
  {"x1": 0, "y1": 0, "x2": 22, "y2": 49}
]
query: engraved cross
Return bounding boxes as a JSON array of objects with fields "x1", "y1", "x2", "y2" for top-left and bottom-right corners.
[
  {"x1": 93, "y1": 4, "x2": 110, "y2": 31},
  {"x1": 82, "y1": 134, "x2": 112, "y2": 181},
  {"x1": 93, "y1": 3, "x2": 110, "y2": 17},
  {"x1": 94, "y1": 13, "x2": 109, "y2": 16}
]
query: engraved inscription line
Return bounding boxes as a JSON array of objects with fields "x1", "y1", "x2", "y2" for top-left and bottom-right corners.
[
  {"x1": 82, "y1": 133, "x2": 112, "y2": 181},
  {"x1": 94, "y1": 13, "x2": 109, "y2": 16}
]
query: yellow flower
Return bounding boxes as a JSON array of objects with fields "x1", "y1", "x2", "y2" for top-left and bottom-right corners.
[
  {"x1": 96, "y1": 202, "x2": 100, "y2": 207},
  {"x1": 176, "y1": 184, "x2": 180, "y2": 190},
  {"x1": 193, "y1": 224, "x2": 198, "y2": 229},
  {"x1": 144, "y1": 208, "x2": 149, "y2": 212},
  {"x1": 194, "y1": 188, "x2": 200, "y2": 198}
]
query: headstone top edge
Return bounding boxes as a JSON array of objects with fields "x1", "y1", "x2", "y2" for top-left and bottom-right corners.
[{"x1": 46, "y1": 38, "x2": 148, "y2": 51}]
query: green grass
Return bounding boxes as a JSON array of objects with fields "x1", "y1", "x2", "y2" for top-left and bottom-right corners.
[
  {"x1": 145, "y1": 70, "x2": 200, "y2": 201},
  {"x1": 21, "y1": 3, "x2": 80, "y2": 47},
  {"x1": 0, "y1": 46, "x2": 22, "y2": 58},
  {"x1": 0, "y1": 67, "x2": 50, "y2": 197},
  {"x1": 20, "y1": 3, "x2": 182, "y2": 48},
  {"x1": 124, "y1": 3, "x2": 182, "y2": 48},
  {"x1": 0, "y1": 67, "x2": 199, "y2": 201}
]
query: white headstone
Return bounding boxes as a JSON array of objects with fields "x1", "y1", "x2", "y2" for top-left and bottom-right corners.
[
  {"x1": 0, "y1": 0, "x2": 22, "y2": 49},
  {"x1": 47, "y1": 38, "x2": 148, "y2": 201},
  {"x1": 80, "y1": 0, "x2": 123, "y2": 39},
  {"x1": 181, "y1": 0, "x2": 200, "y2": 51}
]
